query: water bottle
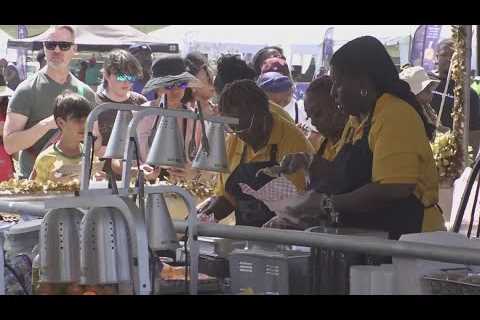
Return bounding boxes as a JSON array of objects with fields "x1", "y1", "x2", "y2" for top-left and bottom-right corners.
[{"x1": 31, "y1": 253, "x2": 40, "y2": 295}]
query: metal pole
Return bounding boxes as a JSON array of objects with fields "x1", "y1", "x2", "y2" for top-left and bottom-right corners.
[
  {"x1": 173, "y1": 221, "x2": 480, "y2": 266},
  {"x1": 120, "y1": 107, "x2": 239, "y2": 190},
  {"x1": 80, "y1": 103, "x2": 144, "y2": 191},
  {"x1": 420, "y1": 26, "x2": 428, "y2": 66},
  {"x1": 0, "y1": 200, "x2": 47, "y2": 217},
  {"x1": 477, "y1": 25, "x2": 480, "y2": 77},
  {"x1": 464, "y1": 26, "x2": 472, "y2": 165}
]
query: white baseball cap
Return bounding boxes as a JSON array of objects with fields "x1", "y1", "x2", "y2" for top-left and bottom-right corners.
[{"x1": 399, "y1": 66, "x2": 440, "y2": 95}]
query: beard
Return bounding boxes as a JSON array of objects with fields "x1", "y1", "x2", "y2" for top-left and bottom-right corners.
[{"x1": 47, "y1": 60, "x2": 68, "y2": 70}]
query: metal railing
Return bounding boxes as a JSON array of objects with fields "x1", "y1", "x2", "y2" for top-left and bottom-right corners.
[{"x1": 173, "y1": 221, "x2": 480, "y2": 266}]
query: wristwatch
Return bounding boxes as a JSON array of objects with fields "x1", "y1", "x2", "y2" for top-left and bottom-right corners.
[{"x1": 321, "y1": 195, "x2": 340, "y2": 226}]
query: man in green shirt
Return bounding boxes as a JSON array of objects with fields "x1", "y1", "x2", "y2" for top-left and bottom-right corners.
[
  {"x1": 472, "y1": 76, "x2": 480, "y2": 97},
  {"x1": 4, "y1": 25, "x2": 95, "y2": 178}
]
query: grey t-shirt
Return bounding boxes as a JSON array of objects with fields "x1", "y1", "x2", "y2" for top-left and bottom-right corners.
[{"x1": 7, "y1": 69, "x2": 95, "y2": 178}]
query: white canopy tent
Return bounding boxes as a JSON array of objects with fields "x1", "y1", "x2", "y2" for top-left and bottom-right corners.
[
  {"x1": 0, "y1": 29, "x2": 16, "y2": 62},
  {"x1": 8, "y1": 25, "x2": 179, "y2": 53},
  {"x1": 148, "y1": 25, "x2": 416, "y2": 72},
  {"x1": 149, "y1": 25, "x2": 477, "y2": 71},
  {"x1": 149, "y1": 25, "x2": 330, "y2": 70}
]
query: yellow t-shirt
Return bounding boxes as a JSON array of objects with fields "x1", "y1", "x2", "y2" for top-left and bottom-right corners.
[
  {"x1": 351, "y1": 94, "x2": 444, "y2": 232},
  {"x1": 32, "y1": 144, "x2": 103, "y2": 184},
  {"x1": 320, "y1": 116, "x2": 360, "y2": 161},
  {"x1": 215, "y1": 111, "x2": 315, "y2": 205},
  {"x1": 269, "y1": 101, "x2": 295, "y2": 124}
]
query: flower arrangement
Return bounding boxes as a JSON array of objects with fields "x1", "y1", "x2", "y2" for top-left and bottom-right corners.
[{"x1": 431, "y1": 25, "x2": 473, "y2": 186}]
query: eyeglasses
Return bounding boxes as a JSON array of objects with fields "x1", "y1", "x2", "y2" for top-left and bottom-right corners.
[
  {"x1": 225, "y1": 114, "x2": 255, "y2": 134},
  {"x1": 116, "y1": 73, "x2": 138, "y2": 82},
  {"x1": 165, "y1": 82, "x2": 189, "y2": 90},
  {"x1": 44, "y1": 41, "x2": 74, "y2": 51}
]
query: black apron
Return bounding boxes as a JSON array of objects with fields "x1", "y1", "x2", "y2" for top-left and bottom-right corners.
[
  {"x1": 309, "y1": 113, "x2": 424, "y2": 241},
  {"x1": 224, "y1": 144, "x2": 279, "y2": 227},
  {"x1": 294, "y1": 102, "x2": 299, "y2": 124}
]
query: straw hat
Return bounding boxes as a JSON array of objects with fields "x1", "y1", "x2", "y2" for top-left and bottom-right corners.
[
  {"x1": 0, "y1": 74, "x2": 14, "y2": 98},
  {"x1": 399, "y1": 66, "x2": 440, "y2": 95}
]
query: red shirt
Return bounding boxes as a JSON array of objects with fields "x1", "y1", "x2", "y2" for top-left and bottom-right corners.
[{"x1": 0, "y1": 113, "x2": 14, "y2": 181}]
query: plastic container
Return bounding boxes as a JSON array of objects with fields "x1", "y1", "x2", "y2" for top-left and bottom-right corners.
[
  {"x1": 307, "y1": 226, "x2": 388, "y2": 295},
  {"x1": 4, "y1": 219, "x2": 42, "y2": 260},
  {"x1": 31, "y1": 253, "x2": 40, "y2": 295},
  {"x1": 199, "y1": 255, "x2": 230, "y2": 279}
]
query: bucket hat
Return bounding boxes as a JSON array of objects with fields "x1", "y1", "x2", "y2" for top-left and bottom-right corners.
[
  {"x1": 142, "y1": 55, "x2": 202, "y2": 94},
  {"x1": 399, "y1": 66, "x2": 440, "y2": 95}
]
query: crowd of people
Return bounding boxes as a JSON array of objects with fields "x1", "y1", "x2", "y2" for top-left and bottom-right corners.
[{"x1": 2, "y1": 25, "x2": 478, "y2": 241}]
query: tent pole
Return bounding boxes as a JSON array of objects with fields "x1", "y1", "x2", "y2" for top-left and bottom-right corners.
[
  {"x1": 477, "y1": 25, "x2": 480, "y2": 76},
  {"x1": 464, "y1": 26, "x2": 472, "y2": 165}
]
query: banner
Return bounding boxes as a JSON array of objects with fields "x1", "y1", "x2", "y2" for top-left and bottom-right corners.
[
  {"x1": 293, "y1": 82, "x2": 310, "y2": 101},
  {"x1": 322, "y1": 27, "x2": 334, "y2": 68},
  {"x1": 409, "y1": 25, "x2": 443, "y2": 72},
  {"x1": 16, "y1": 25, "x2": 28, "y2": 80}
]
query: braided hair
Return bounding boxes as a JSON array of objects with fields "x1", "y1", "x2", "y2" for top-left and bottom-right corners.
[
  {"x1": 305, "y1": 75, "x2": 334, "y2": 100},
  {"x1": 330, "y1": 36, "x2": 435, "y2": 140},
  {"x1": 219, "y1": 79, "x2": 269, "y2": 116},
  {"x1": 214, "y1": 54, "x2": 256, "y2": 95}
]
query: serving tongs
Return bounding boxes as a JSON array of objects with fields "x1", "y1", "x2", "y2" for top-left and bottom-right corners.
[{"x1": 188, "y1": 102, "x2": 210, "y2": 161}]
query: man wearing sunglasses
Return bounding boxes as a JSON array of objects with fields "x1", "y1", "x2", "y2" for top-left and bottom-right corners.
[{"x1": 4, "y1": 25, "x2": 95, "y2": 179}]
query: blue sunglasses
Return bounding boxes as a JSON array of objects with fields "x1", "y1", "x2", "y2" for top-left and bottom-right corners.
[
  {"x1": 116, "y1": 73, "x2": 138, "y2": 82},
  {"x1": 165, "y1": 82, "x2": 189, "y2": 90}
]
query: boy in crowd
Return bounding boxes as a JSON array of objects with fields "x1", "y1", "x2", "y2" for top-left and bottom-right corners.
[{"x1": 30, "y1": 91, "x2": 104, "y2": 183}]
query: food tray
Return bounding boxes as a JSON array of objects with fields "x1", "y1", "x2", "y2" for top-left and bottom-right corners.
[
  {"x1": 155, "y1": 278, "x2": 221, "y2": 295},
  {"x1": 423, "y1": 268, "x2": 480, "y2": 295},
  {"x1": 423, "y1": 277, "x2": 480, "y2": 295},
  {"x1": 0, "y1": 193, "x2": 76, "y2": 201}
]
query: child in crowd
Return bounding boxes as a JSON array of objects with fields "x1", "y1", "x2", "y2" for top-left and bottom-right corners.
[
  {"x1": 30, "y1": 91, "x2": 104, "y2": 183},
  {"x1": 0, "y1": 75, "x2": 14, "y2": 182}
]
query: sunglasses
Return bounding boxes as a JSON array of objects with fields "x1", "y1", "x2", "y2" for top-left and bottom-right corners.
[
  {"x1": 165, "y1": 82, "x2": 189, "y2": 90},
  {"x1": 116, "y1": 73, "x2": 138, "y2": 82},
  {"x1": 225, "y1": 114, "x2": 255, "y2": 134},
  {"x1": 44, "y1": 41, "x2": 74, "y2": 51}
]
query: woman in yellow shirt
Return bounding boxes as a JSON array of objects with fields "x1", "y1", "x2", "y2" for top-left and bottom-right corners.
[
  {"x1": 198, "y1": 79, "x2": 314, "y2": 227},
  {"x1": 278, "y1": 76, "x2": 352, "y2": 180},
  {"x1": 285, "y1": 36, "x2": 444, "y2": 240}
]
